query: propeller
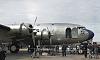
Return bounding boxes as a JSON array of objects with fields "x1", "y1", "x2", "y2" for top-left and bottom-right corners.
[
  {"x1": 19, "y1": 23, "x2": 33, "y2": 34},
  {"x1": 47, "y1": 27, "x2": 51, "y2": 39},
  {"x1": 31, "y1": 16, "x2": 37, "y2": 41}
]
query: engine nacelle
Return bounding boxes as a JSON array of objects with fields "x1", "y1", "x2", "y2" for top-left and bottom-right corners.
[
  {"x1": 35, "y1": 29, "x2": 51, "y2": 40},
  {"x1": 42, "y1": 30, "x2": 50, "y2": 40},
  {"x1": 36, "y1": 32, "x2": 41, "y2": 39}
]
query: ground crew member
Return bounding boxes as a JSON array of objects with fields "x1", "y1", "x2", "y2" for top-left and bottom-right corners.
[
  {"x1": 56, "y1": 45, "x2": 59, "y2": 55},
  {"x1": 62, "y1": 43, "x2": 67, "y2": 56},
  {"x1": 88, "y1": 43, "x2": 93, "y2": 58},
  {"x1": 93, "y1": 42, "x2": 99, "y2": 59},
  {"x1": 83, "y1": 43, "x2": 88, "y2": 58}
]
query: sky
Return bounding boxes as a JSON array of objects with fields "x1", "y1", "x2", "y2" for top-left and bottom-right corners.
[{"x1": 0, "y1": 0, "x2": 100, "y2": 42}]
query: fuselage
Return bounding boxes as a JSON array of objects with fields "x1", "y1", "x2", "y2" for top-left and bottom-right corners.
[
  {"x1": 0, "y1": 23, "x2": 94, "y2": 45},
  {"x1": 33, "y1": 23, "x2": 94, "y2": 45}
]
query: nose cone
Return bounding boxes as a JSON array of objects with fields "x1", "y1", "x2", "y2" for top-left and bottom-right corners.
[{"x1": 85, "y1": 29, "x2": 94, "y2": 40}]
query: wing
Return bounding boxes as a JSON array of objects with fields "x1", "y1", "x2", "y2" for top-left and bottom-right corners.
[
  {"x1": 0, "y1": 24, "x2": 11, "y2": 43},
  {"x1": 0, "y1": 24, "x2": 11, "y2": 31}
]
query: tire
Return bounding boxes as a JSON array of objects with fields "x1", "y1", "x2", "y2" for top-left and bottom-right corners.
[{"x1": 10, "y1": 44, "x2": 20, "y2": 53}]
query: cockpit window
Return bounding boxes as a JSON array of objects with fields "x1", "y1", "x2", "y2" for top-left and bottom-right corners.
[{"x1": 77, "y1": 27, "x2": 85, "y2": 29}]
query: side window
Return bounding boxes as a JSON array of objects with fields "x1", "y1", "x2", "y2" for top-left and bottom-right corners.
[{"x1": 66, "y1": 28, "x2": 72, "y2": 38}]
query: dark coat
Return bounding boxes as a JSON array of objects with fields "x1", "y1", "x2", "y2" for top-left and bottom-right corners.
[
  {"x1": 62, "y1": 44, "x2": 67, "y2": 51},
  {"x1": 83, "y1": 43, "x2": 88, "y2": 51},
  {"x1": 0, "y1": 51, "x2": 6, "y2": 60}
]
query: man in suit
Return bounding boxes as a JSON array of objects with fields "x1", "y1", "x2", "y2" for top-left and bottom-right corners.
[
  {"x1": 83, "y1": 42, "x2": 88, "y2": 58},
  {"x1": 62, "y1": 43, "x2": 67, "y2": 56}
]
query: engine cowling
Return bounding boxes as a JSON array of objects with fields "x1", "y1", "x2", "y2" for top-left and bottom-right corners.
[{"x1": 35, "y1": 29, "x2": 51, "y2": 40}]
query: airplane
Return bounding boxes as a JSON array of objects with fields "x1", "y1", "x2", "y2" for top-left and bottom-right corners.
[{"x1": 0, "y1": 23, "x2": 94, "y2": 53}]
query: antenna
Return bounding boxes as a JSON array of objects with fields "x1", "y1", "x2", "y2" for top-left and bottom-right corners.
[{"x1": 33, "y1": 16, "x2": 37, "y2": 28}]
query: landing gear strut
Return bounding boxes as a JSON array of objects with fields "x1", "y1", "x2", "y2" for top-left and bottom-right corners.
[
  {"x1": 31, "y1": 40, "x2": 40, "y2": 58},
  {"x1": 28, "y1": 43, "x2": 34, "y2": 53}
]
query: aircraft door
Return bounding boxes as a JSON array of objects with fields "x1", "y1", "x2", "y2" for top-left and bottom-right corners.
[
  {"x1": 71, "y1": 27, "x2": 78, "y2": 38},
  {"x1": 66, "y1": 28, "x2": 72, "y2": 38}
]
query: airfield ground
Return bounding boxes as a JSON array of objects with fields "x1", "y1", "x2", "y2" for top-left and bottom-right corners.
[{"x1": 6, "y1": 51, "x2": 100, "y2": 60}]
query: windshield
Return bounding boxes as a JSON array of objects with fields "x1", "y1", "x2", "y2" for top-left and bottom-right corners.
[{"x1": 77, "y1": 27, "x2": 86, "y2": 29}]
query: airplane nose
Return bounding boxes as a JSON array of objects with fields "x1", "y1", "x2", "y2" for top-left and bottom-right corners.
[{"x1": 85, "y1": 29, "x2": 94, "y2": 40}]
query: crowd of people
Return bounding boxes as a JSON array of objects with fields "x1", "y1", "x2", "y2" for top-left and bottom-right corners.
[
  {"x1": 83, "y1": 42, "x2": 99, "y2": 59},
  {"x1": 38, "y1": 42, "x2": 99, "y2": 59},
  {"x1": 61, "y1": 42, "x2": 99, "y2": 59},
  {"x1": 0, "y1": 42, "x2": 100, "y2": 59},
  {"x1": 0, "y1": 47, "x2": 6, "y2": 60}
]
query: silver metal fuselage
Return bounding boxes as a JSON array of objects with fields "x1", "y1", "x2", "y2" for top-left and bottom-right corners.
[
  {"x1": 33, "y1": 23, "x2": 93, "y2": 45},
  {"x1": 0, "y1": 23, "x2": 94, "y2": 45}
]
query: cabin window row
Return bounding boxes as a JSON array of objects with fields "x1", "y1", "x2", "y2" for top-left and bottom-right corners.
[{"x1": 65, "y1": 27, "x2": 82, "y2": 38}]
